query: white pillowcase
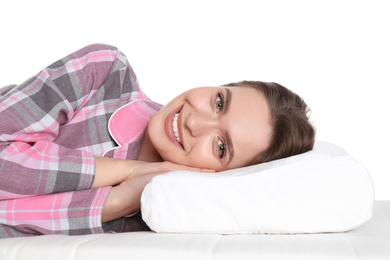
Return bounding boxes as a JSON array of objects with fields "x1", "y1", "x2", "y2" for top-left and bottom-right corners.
[{"x1": 141, "y1": 141, "x2": 374, "y2": 234}]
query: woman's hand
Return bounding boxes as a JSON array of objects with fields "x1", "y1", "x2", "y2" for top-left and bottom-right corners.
[
  {"x1": 129, "y1": 160, "x2": 215, "y2": 180},
  {"x1": 101, "y1": 173, "x2": 159, "y2": 223},
  {"x1": 98, "y1": 160, "x2": 214, "y2": 222},
  {"x1": 92, "y1": 157, "x2": 214, "y2": 188}
]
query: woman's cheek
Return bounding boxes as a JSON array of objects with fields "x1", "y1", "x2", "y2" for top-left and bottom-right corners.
[{"x1": 187, "y1": 149, "x2": 216, "y2": 169}]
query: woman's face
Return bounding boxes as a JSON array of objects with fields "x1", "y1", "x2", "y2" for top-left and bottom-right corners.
[{"x1": 146, "y1": 86, "x2": 272, "y2": 171}]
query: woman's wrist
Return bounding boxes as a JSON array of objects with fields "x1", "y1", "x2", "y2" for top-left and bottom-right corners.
[
  {"x1": 100, "y1": 172, "x2": 162, "y2": 223},
  {"x1": 101, "y1": 185, "x2": 139, "y2": 223},
  {"x1": 93, "y1": 157, "x2": 215, "y2": 189},
  {"x1": 92, "y1": 157, "x2": 135, "y2": 188}
]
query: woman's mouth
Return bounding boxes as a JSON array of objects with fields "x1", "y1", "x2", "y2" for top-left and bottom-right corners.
[
  {"x1": 172, "y1": 113, "x2": 181, "y2": 143},
  {"x1": 165, "y1": 105, "x2": 184, "y2": 150}
]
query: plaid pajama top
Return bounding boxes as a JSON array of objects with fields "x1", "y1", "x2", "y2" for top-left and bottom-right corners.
[{"x1": 0, "y1": 44, "x2": 162, "y2": 238}]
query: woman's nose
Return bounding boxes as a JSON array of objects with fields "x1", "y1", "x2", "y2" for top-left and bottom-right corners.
[{"x1": 185, "y1": 112, "x2": 218, "y2": 137}]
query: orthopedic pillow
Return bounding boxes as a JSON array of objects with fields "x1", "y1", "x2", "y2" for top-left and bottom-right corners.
[{"x1": 141, "y1": 141, "x2": 374, "y2": 234}]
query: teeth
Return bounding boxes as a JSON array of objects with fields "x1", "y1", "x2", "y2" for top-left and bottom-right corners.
[{"x1": 172, "y1": 113, "x2": 181, "y2": 143}]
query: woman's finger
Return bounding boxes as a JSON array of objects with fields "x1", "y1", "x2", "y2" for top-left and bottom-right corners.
[{"x1": 161, "y1": 161, "x2": 215, "y2": 173}]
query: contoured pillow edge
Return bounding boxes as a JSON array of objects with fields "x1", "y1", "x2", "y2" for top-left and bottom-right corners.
[{"x1": 141, "y1": 141, "x2": 374, "y2": 234}]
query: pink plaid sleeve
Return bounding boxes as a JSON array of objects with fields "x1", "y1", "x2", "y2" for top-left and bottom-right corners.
[
  {"x1": 0, "y1": 44, "x2": 137, "y2": 238},
  {"x1": 0, "y1": 44, "x2": 125, "y2": 199},
  {"x1": 0, "y1": 187, "x2": 111, "y2": 237},
  {"x1": 0, "y1": 141, "x2": 96, "y2": 200}
]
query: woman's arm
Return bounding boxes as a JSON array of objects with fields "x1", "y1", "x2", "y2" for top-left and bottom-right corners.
[
  {"x1": 93, "y1": 157, "x2": 215, "y2": 189},
  {"x1": 0, "y1": 44, "x2": 124, "y2": 199},
  {"x1": 101, "y1": 173, "x2": 158, "y2": 223},
  {"x1": 96, "y1": 159, "x2": 215, "y2": 223},
  {"x1": 0, "y1": 186, "x2": 111, "y2": 238},
  {"x1": 0, "y1": 44, "x2": 137, "y2": 238}
]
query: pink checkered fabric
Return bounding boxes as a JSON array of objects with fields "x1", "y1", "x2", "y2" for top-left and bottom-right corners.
[{"x1": 0, "y1": 44, "x2": 161, "y2": 238}]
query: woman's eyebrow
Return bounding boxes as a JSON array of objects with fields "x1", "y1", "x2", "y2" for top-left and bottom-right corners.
[
  {"x1": 226, "y1": 132, "x2": 234, "y2": 165},
  {"x1": 224, "y1": 88, "x2": 232, "y2": 114},
  {"x1": 224, "y1": 88, "x2": 234, "y2": 164}
]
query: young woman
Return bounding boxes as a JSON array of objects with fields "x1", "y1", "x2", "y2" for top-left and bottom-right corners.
[{"x1": 0, "y1": 44, "x2": 315, "y2": 238}]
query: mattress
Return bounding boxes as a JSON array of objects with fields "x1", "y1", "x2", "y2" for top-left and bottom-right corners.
[{"x1": 1, "y1": 201, "x2": 389, "y2": 260}]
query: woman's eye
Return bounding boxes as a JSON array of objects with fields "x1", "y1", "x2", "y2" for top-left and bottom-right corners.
[
  {"x1": 217, "y1": 139, "x2": 226, "y2": 159},
  {"x1": 216, "y1": 93, "x2": 224, "y2": 112}
]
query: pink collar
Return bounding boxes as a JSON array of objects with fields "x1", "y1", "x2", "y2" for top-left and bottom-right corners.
[{"x1": 103, "y1": 99, "x2": 162, "y2": 158}]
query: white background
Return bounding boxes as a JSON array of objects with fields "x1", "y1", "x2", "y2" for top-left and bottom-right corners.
[{"x1": 1, "y1": 1, "x2": 389, "y2": 199}]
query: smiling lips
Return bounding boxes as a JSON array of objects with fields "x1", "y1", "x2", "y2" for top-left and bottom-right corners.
[
  {"x1": 172, "y1": 113, "x2": 181, "y2": 143},
  {"x1": 165, "y1": 105, "x2": 184, "y2": 150}
]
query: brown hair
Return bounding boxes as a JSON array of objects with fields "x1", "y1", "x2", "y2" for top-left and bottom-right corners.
[{"x1": 224, "y1": 81, "x2": 315, "y2": 165}]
